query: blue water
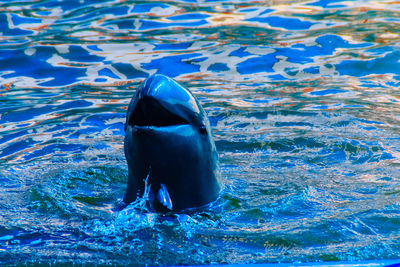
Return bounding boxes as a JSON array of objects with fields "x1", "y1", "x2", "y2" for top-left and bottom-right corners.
[{"x1": 2, "y1": 0, "x2": 400, "y2": 265}]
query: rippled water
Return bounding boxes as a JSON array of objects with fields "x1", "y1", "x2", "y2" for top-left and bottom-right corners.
[{"x1": 2, "y1": 0, "x2": 400, "y2": 265}]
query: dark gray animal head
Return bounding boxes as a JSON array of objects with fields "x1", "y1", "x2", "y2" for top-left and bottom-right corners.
[{"x1": 123, "y1": 74, "x2": 220, "y2": 212}]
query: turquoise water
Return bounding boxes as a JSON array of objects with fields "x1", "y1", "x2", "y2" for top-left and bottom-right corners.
[{"x1": 2, "y1": 0, "x2": 400, "y2": 265}]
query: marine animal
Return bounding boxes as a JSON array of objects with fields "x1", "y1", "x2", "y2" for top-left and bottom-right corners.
[{"x1": 123, "y1": 74, "x2": 220, "y2": 212}]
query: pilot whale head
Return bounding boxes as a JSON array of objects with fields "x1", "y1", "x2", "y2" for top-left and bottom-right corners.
[{"x1": 123, "y1": 74, "x2": 220, "y2": 212}]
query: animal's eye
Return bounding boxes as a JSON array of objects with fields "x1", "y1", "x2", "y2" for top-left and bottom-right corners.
[{"x1": 199, "y1": 125, "x2": 207, "y2": 135}]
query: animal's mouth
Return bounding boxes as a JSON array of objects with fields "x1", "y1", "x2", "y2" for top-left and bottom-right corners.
[{"x1": 129, "y1": 97, "x2": 188, "y2": 128}]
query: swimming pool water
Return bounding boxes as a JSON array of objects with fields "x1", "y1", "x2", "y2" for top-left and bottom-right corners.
[{"x1": 2, "y1": 0, "x2": 400, "y2": 265}]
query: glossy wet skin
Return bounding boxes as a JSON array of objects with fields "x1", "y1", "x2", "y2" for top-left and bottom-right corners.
[{"x1": 123, "y1": 74, "x2": 220, "y2": 212}]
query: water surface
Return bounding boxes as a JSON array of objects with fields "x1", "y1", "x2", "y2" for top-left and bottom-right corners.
[{"x1": 2, "y1": 0, "x2": 400, "y2": 265}]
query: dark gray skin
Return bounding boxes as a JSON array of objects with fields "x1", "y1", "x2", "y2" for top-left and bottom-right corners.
[{"x1": 123, "y1": 74, "x2": 220, "y2": 212}]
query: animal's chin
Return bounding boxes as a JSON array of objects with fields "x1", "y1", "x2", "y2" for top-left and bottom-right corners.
[
  {"x1": 133, "y1": 124, "x2": 193, "y2": 136},
  {"x1": 129, "y1": 97, "x2": 189, "y2": 128}
]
